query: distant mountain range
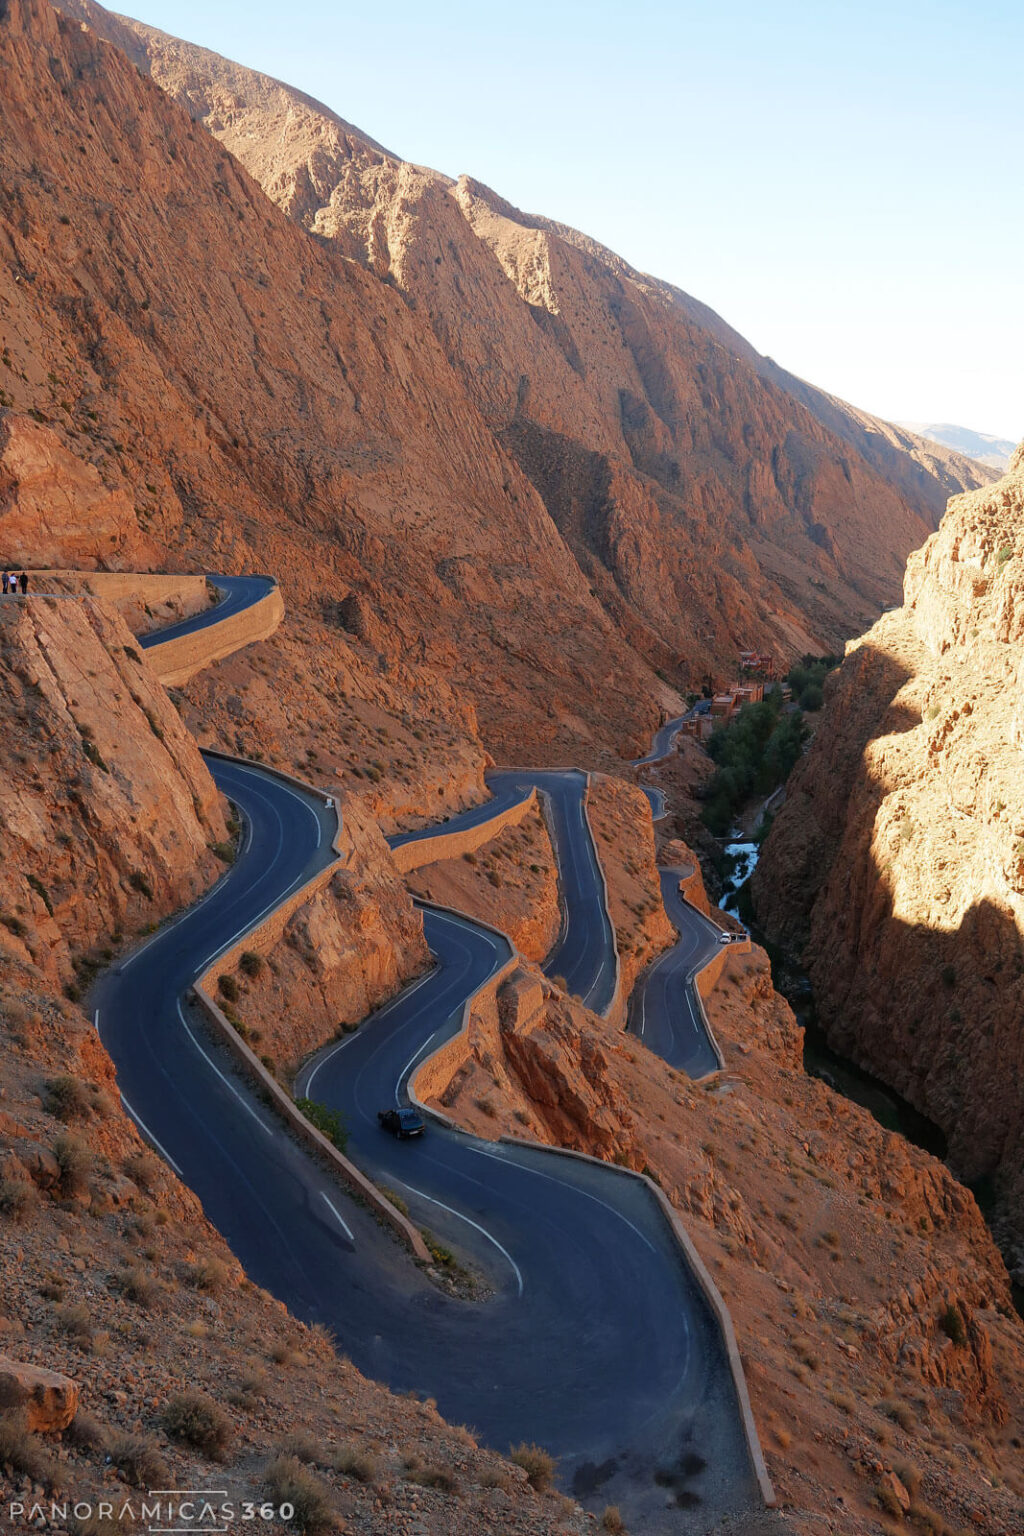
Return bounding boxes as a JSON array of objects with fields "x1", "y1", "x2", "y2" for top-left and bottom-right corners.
[{"x1": 899, "y1": 422, "x2": 1017, "y2": 471}]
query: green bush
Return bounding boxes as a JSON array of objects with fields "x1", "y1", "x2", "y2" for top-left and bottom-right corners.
[
  {"x1": 786, "y1": 653, "x2": 842, "y2": 696},
  {"x1": 939, "y1": 1303, "x2": 967, "y2": 1347},
  {"x1": 240, "y1": 950, "x2": 264, "y2": 978},
  {"x1": 295, "y1": 1097, "x2": 348, "y2": 1153},
  {"x1": 128, "y1": 870, "x2": 153, "y2": 901},
  {"x1": 701, "y1": 694, "x2": 808, "y2": 835},
  {"x1": 798, "y1": 684, "x2": 824, "y2": 711},
  {"x1": 218, "y1": 974, "x2": 240, "y2": 1003}
]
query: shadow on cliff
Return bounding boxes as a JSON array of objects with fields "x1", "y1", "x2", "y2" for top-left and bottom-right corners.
[{"x1": 757, "y1": 641, "x2": 1024, "y2": 1274}]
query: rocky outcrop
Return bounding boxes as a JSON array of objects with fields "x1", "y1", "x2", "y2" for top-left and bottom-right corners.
[
  {"x1": 0, "y1": 0, "x2": 668, "y2": 777},
  {"x1": 586, "y1": 774, "x2": 675, "y2": 1000},
  {"x1": 754, "y1": 445, "x2": 1024, "y2": 1277},
  {"x1": 421, "y1": 920, "x2": 1024, "y2": 1532},
  {"x1": 0, "y1": 413, "x2": 158, "y2": 570},
  {"x1": 0, "y1": 595, "x2": 225, "y2": 982},
  {"x1": 0, "y1": 1357, "x2": 78, "y2": 1431},
  {"x1": 406, "y1": 803, "x2": 561, "y2": 964},
  {"x1": 224, "y1": 794, "x2": 429, "y2": 1074}
]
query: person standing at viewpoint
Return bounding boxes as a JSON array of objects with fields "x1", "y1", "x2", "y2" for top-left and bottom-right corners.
[{"x1": 18, "y1": 571, "x2": 27, "y2": 594}]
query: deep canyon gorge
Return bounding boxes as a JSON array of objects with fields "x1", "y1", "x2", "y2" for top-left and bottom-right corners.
[{"x1": 0, "y1": 2, "x2": 1021, "y2": 1534}]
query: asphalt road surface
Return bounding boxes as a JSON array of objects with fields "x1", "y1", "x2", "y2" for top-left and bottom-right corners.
[
  {"x1": 93, "y1": 756, "x2": 757, "y2": 1530},
  {"x1": 138, "y1": 574, "x2": 277, "y2": 650},
  {"x1": 485, "y1": 769, "x2": 617, "y2": 1015},
  {"x1": 642, "y1": 784, "x2": 668, "y2": 821},
  {"x1": 627, "y1": 869, "x2": 727, "y2": 1077},
  {"x1": 631, "y1": 711, "x2": 694, "y2": 767}
]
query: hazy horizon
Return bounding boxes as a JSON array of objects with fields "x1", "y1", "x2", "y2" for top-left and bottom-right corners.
[{"x1": 97, "y1": 0, "x2": 1022, "y2": 442}]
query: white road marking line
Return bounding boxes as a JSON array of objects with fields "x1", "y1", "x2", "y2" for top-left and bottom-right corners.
[
  {"x1": 392, "y1": 1178, "x2": 524, "y2": 1298},
  {"x1": 395, "y1": 1031, "x2": 438, "y2": 1106},
  {"x1": 302, "y1": 967, "x2": 436, "y2": 1098},
  {"x1": 470, "y1": 1144, "x2": 658, "y2": 1254},
  {"x1": 320, "y1": 1192, "x2": 355, "y2": 1242},
  {"x1": 121, "y1": 1095, "x2": 184, "y2": 1176},
  {"x1": 93, "y1": 1009, "x2": 99, "y2": 1033},
  {"x1": 176, "y1": 999, "x2": 273, "y2": 1137}
]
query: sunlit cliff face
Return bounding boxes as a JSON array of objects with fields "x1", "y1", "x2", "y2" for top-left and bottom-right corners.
[{"x1": 754, "y1": 445, "x2": 1024, "y2": 1276}]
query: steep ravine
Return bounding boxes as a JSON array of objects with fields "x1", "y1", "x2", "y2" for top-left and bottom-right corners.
[{"x1": 754, "y1": 444, "x2": 1024, "y2": 1285}]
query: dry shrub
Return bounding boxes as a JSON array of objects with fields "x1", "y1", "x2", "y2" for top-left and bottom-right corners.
[
  {"x1": 602, "y1": 1508, "x2": 627, "y2": 1534},
  {"x1": 0, "y1": 1175, "x2": 38, "y2": 1222},
  {"x1": 182, "y1": 1256, "x2": 229, "y2": 1293},
  {"x1": 403, "y1": 1454, "x2": 459, "y2": 1493},
  {"x1": 880, "y1": 1396, "x2": 917, "y2": 1432},
  {"x1": 124, "y1": 1149, "x2": 161, "y2": 1189},
  {"x1": 332, "y1": 1445, "x2": 377, "y2": 1484},
  {"x1": 279, "y1": 1430, "x2": 323, "y2": 1464},
  {"x1": 161, "y1": 1391, "x2": 233, "y2": 1461},
  {"x1": 114, "y1": 1266, "x2": 158, "y2": 1309},
  {"x1": 509, "y1": 1441, "x2": 556, "y2": 1491},
  {"x1": 44, "y1": 1074, "x2": 94, "y2": 1122},
  {"x1": 107, "y1": 1430, "x2": 169, "y2": 1487},
  {"x1": 55, "y1": 1300, "x2": 94, "y2": 1347},
  {"x1": 0, "y1": 1408, "x2": 60, "y2": 1489},
  {"x1": 54, "y1": 1132, "x2": 93, "y2": 1195},
  {"x1": 265, "y1": 1454, "x2": 335, "y2": 1534},
  {"x1": 67, "y1": 1410, "x2": 109, "y2": 1454}
]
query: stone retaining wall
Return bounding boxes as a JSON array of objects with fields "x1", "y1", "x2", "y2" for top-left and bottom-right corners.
[
  {"x1": 151, "y1": 585, "x2": 284, "y2": 686},
  {"x1": 390, "y1": 788, "x2": 537, "y2": 874},
  {"x1": 29, "y1": 570, "x2": 209, "y2": 630}
]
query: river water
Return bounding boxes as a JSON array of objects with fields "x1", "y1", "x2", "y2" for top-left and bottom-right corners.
[{"x1": 717, "y1": 833, "x2": 947, "y2": 1158}]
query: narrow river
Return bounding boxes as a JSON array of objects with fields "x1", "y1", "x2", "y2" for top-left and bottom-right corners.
[{"x1": 717, "y1": 829, "x2": 947, "y2": 1158}]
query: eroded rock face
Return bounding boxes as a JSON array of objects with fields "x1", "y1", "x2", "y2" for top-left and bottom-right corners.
[
  {"x1": 754, "y1": 445, "x2": 1024, "y2": 1275},
  {"x1": 0, "y1": 595, "x2": 225, "y2": 980},
  {"x1": 221, "y1": 795, "x2": 429, "y2": 1074},
  {"x1": 0, "y1": 413, "x2": 157, "y2": 570}
]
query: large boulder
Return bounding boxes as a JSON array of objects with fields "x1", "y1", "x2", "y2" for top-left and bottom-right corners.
[{"x1": 0, "y1": 1357, "x2": 79, "y2": 1431}]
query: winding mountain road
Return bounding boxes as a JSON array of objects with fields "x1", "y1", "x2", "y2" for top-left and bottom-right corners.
[
  {"x1": 627, "y1": 871, "x2": 727, "y2": 1077},
  {"x1": 631, "y1": 710, "x2": 694, "y2": 767},
  {"x1": 88, "y1": 579, "x2": 764, "y2": 1529},
  {"x1": 137, "y1": 573, "x2": 277, "y2": 653}
]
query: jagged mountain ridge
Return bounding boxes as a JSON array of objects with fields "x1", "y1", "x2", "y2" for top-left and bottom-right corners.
[
  {"x1": 54, "y1": 0, "x2": 995, "y2": 689},
  {"x1": 900, "y1": 422, "x2": 1017, "y2": 472}
]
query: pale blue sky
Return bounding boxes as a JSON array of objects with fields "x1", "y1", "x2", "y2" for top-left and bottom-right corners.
[{"x1": 122, "y1": 0, "x2": 1021, "y2": 440}]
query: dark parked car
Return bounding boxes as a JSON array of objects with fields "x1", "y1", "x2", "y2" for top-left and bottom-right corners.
[{"x1": 378, "y1": 1106, "x2": 425, "y2": 1139}]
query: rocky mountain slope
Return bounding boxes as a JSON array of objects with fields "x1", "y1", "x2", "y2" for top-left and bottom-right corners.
[
  {"x1": 754, "y1": 445, "x2": 1024, "y2": 1282},
  {"x1": 0, "y1": 0, "x2": 674, "y2": 782},
  {"x1": 0, "y1": 594, "x2": 225, "y2": 986},
  {"x1": 55, "y1": 0, "x2": 995, "y2": 697}
]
